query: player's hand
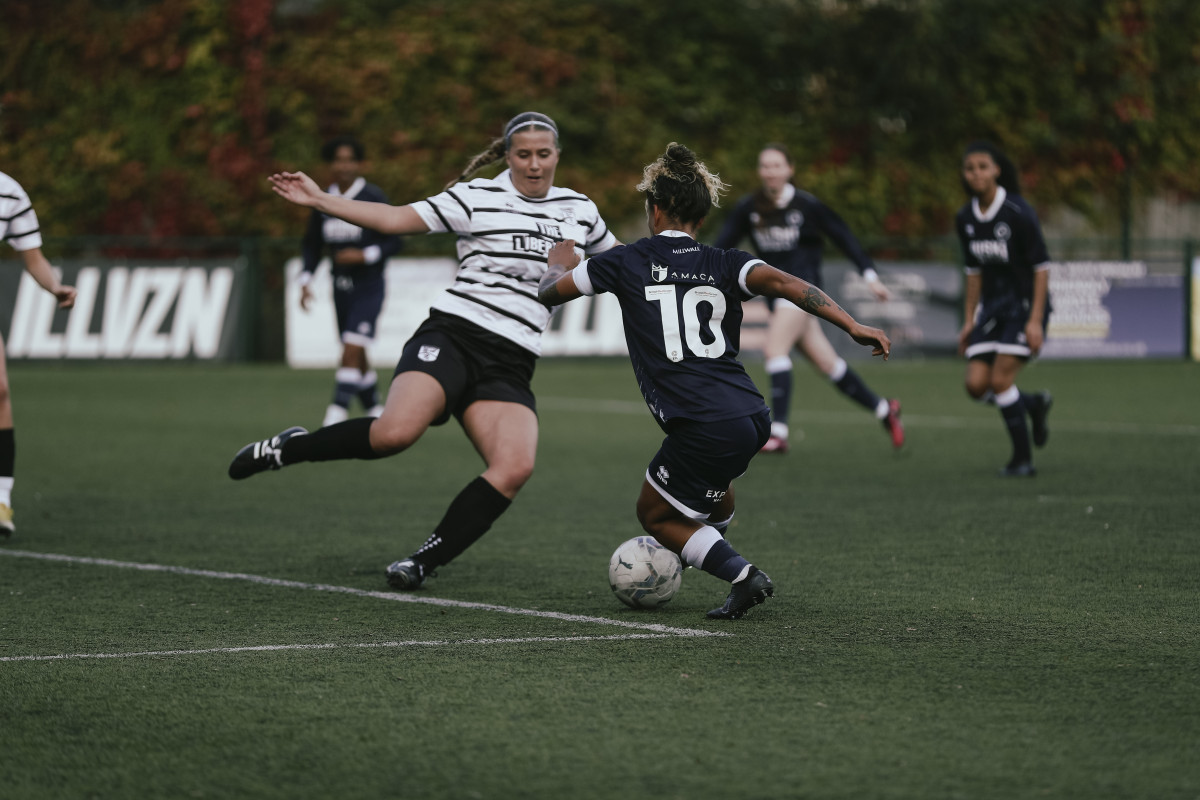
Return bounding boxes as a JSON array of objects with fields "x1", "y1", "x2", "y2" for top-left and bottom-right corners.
[
  {"x1": 334, "y1": 248, "x2": 365, "y2": 266},
  {"x1": 1025, "y1": 319, "x2": 1044, "y2": 355},
  {"x1": 850, "y1": 323, "x2": 891, "y2": 361},
  {"x1": 957, "y1": 323, "x2": 973, "y2": 356},
  {"x1": 299, "y1": 285, "x2": 314, "y2": 312},
  {"x1": 868, "y1": 280, "x2": 891, "y2": 301},
  {"x1": 54, "y1": 286, "x2": 77, "y2": 309},
  {"x1": 268, "y1": 171, "x2": 323, "y2": 207},
  {"x1": 547, "y1": 239, "x2": 581, "y2": 269}
]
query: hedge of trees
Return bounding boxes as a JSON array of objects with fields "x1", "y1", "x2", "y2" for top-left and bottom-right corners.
[{"x1": 3, "y1": 0, "x2": 1198, "y2": 243}]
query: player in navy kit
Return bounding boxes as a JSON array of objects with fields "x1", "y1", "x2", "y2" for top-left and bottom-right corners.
[
  {"x1": 714, "y1": 144, "x2": 903, "y2": 453},
  {"x1": 955, "y1": 141, "x2": 1053, "y2": 477},
  {"x1": 298, "y1": 136, "x2": 403, "y2": 428},
  {"x1": 231, "y1": 113, "x2": 618, "y2": 590},
  {"x1": 539, "y1": 143, "x2": 891, "y2": 620}
]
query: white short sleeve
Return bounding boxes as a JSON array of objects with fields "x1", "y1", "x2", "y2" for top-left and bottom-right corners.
[
  {"x1": 738, "y1": 259, "x2": 765, "y2": 297},
  {"x1": 571, "y1": 260, "x2": 595, "y2": 296}
]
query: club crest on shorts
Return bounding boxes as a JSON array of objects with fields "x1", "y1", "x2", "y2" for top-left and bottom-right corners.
[
  {"x1": 651, "y1": 263, "x2": 668, "y2": 283},
  {"x1": 418, "y1": 345, "x2": 440, "y2": 362},
  {"x1": 656, "y1": 465, "x2": 670, "y2": 484}
]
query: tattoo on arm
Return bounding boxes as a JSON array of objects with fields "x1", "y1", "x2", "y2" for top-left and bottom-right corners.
[
  {"x1": 797, "y1": 287, "x2": 841, "y2": 314},
  {"x1": 539, "y1": 264, "x2": 568, "y2": 306}
]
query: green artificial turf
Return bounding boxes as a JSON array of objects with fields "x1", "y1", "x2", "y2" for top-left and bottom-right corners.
[{"x1": 1, "y1": 358, "x2": 1197, "y2": 799}]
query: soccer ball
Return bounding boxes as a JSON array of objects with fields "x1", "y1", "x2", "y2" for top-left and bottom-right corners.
[{"x1": 608, "y1": 536, "x2": 683, "y2": 609}]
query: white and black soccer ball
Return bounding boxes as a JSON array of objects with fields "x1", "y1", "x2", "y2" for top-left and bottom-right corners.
[{"x1": 608, "y1": 536, "x2": 683, "y2": 609}]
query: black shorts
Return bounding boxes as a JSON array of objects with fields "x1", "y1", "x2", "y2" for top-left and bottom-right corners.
[
  {"x1": 393, "y1": 310, "x2": 537, "y2": 426},
  {"x1": 333, "y1": 273, "x2": 385, "y2": 346},
  {"x1": 965, "y1": 299, "x2": 1050, "y2": 362},
  {"x1": 645, "y1": 409, "x2": 772, "y2": 520}
]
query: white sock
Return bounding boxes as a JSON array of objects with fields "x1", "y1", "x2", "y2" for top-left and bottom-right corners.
[
  {"x1": 827, "y1": 357, "x2": 848, "y2": 382},
  {"x1": 0, "y1": 476, "x2": 13, "y2": 507},
  {"x1": 335, "y1": 367, "x2": 363, "y2": 385},
  {"x1": 874, "y1": 398, "x2": 890, "y2": 419},
  {"x1": 995, "y1": 386, "x2": 1020, "y2": 408},
  {"x1": 680, "y1": 526, "x2": 723, "y2": 569},
  {"x1": 765, "y1": 356, "x2": 793, "y2": 375}
]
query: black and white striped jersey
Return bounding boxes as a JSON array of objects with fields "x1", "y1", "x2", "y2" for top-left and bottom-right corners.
[
  {"x1": 0, "y1": 172, "x2": 43, "y2": 252},
  {"x1": 412, "y1": 169, "x2": 617, "y2": 355}
]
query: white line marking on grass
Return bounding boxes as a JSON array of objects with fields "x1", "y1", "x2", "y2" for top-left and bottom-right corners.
[
  {"x1": 0, "y1": 634, "x2": 675, "y2": 663},
  {"x1": 539, "y1": 396, "x2": 1200, "y2": 436},
  {"x1": 0, "y1": 549, "x2": 728, "y2": 639}
]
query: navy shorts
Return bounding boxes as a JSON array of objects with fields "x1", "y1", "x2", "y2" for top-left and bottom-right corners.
[
  {"x1": 964, "y1": 299, "x2": 1050, "y2": 362},
  {"x1": 393, "y1": 310, "x2": 537, "y2": 426},
  {"x1": 645, "y1": 408, "x2": 772, "y2": 520},
  {"x1": 333, "y1": 273, "x2": 385, "y2": 346}
]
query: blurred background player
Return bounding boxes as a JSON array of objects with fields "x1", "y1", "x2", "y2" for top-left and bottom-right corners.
[
  {"x1": 298, "y1": 135, "x2": 403, "y2": 428},
  {"x1": 714, "y1": 144, "x2": 903, "y2": 453},
  {"x1": 0, "y1": 171, "x2": 77, "y2": 538},
  {"x1": 232, "y1": 112, "x2": 618, "y2": 589},
  {"x1": 539, "y1": 143, "x2": 891, "y2": 619},
  {"x1": 955, "y1": 141, "x2": 1053, "y2": 477}
]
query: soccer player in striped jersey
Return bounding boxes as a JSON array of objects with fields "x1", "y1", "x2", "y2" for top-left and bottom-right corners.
[
  {"x1": 955, "y1": 141, "x2": 1053, "y2": 477},
  {"x1": 539, "y1": 143, "x2": 891, "y2": 619},
  {"x1": 298, "y1": 136, "x2": 403, "y2": 428},
  {"x1": 230, "y1": 113, "x2": 618, "y2": 588},
  {"x1": 714, "y1": 144, "x2": 903, "y2": 453},
  {"x1": 0, "y1": 171, "x2": 77, "y2": 539}
]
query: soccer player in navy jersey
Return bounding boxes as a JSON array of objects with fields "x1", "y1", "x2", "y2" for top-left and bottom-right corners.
[
  {"x1": 955, "y1": 141, "x2": 1053, "y2": 477},
  {"x1": 539, "y1": 143, "x2": 891, "y2": 620},
  {"x1": 298, "y1": 136, "x2": 403, "y2": 428},
  {"x1": 0, "y1": 171, "x2": 77, "y2": 538},
  {"x1": 714, "y1": 144, "x2": 903, "y2": 453},
  {"x1": 230, "y1": 113, "x2": 618, "y2": 590}
]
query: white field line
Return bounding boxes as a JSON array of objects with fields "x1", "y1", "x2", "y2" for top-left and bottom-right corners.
[
  {"x1": 0, "y1": 635, "x2": 675, "y2": 663},
  {"x1": 538, "y1": 395, "x2": 1200, "y2": 436},
  {"x1": 0, "y1": 549, "x2": 729, "y2": 641}
]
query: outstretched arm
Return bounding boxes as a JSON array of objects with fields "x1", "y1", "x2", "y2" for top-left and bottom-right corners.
[
  {"x1": 268, "y1": 171, "x2": 430, "y2": 235},
  {"x1": 746, "y1": 262, "x2": 889, "y2": 359},
  {"x1": 538, "y1": 239, "x2": 584, "y2": 307},
  {"x1": 18, "y1": 248, "x2": 75, "y2": 309}
]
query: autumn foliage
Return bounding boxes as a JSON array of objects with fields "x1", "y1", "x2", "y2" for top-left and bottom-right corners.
[{"x1": 2, "y1": 0, "x2": 1197, "y2": 241}]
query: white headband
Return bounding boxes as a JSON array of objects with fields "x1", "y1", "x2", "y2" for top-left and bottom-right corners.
[{"x1": 504, "y1": 113, "x2": 559, "y2": 149}]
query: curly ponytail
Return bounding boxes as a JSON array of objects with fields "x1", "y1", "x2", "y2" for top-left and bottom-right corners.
[{"x1": 637, "y1": 142, "x2": 729, "y2": 225}]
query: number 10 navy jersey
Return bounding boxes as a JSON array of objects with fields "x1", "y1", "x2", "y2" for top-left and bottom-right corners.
[{"x1": 572, "y1": 230, "x2": 768, "y2": 424}]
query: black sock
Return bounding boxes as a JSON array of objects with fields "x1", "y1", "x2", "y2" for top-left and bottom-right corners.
[
  {"x1": 768, "y1": 370, "x2": 793, "y2": 425},
  {"x1": 834, "y1": 367, "x2": 882, "y2": 412},
  {"x1": 999, "y1": 398, "x2": 1032, "y2": 464},
  {"x1": 412, "y1": 477, "x2": 512, "y2": 568},
  {"x1": 0, "y1": 429, "x2": 13, "y2": 477},
  {"x1": 281, "y1": 417, "x2": 381, "y2": 464},
  {"x1": 357, "y1": 380, "x2": 380, "y2": 410},
  {"x1": 332, "y1": 382, "x2": 356, "y2": 410},
  {"x1": 1019, "y1": 390, "x2": 1041, "y2": 415}
]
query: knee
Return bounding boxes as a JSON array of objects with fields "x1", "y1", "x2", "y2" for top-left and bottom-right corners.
[
  {"x1": 964, "y1": 381, "x2": 988, "y2": 400},
  {"x1": 485, "y1": 457, "x2": 535, "y2": 497},
  {"x1": 989, "y1": 376, "x2": 1014, "y2": 396},
  {"x1": 367, "y1": 420, "x2": 422, "y2": 456},
  {"x1": 0, "y1": 380, "x2": 11, "y2": 410}
]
